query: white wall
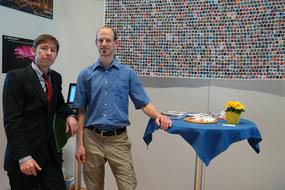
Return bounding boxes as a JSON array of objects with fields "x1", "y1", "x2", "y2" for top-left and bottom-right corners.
[
  {"x1": 55, "y1": 0, "x2": 104, "y2": 180},
  {"x1": 1, "y1": 1, "x2": 285, "y2": 190}
]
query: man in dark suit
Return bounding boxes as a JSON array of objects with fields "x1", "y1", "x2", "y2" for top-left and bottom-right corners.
[{"x1": 3, "y1": 34, "x2": 78, "y2": 190}]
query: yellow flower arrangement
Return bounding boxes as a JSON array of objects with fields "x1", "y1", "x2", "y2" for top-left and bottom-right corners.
[{"x1": 225, "y1": 101, "x2": 245, "y2": 114}]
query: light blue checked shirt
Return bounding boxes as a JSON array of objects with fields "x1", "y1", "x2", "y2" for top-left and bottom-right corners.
[{"x1": 73, "y1": 57, "x2": 150, "y2": 131}]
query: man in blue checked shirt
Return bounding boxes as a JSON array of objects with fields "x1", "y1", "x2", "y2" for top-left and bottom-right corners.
[{"x1": 73, "y1": 26, "x2": 172, "y2": 190}]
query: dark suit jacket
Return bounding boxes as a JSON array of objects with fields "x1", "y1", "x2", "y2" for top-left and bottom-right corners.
[{"x1": 3, "y1": 65, "x2": 74, "y2": 172}]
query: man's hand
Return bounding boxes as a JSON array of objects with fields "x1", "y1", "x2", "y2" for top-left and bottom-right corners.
[
  {"x1": 20, "y1": 159, "x2": 42, "y2": 176},
  {"x1": 155, "y1": 114, "x2": 172, "y2": 130},
  {"x1": 75, "y1": 145, "x2": 86, "y2": 164},
  {"x1": 66, "y1": 116, "x2": 78, "y2": 136},
  {"x1": 141, "y1": 103, "x2": 172, "y2": 130}
]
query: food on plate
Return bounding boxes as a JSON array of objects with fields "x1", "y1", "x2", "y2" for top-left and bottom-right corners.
[{"x1": 184, "y1": 113, "x2": 218, "y2": 124}]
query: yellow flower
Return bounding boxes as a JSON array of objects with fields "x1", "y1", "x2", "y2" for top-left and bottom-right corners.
[{"x1": 225, "y1": 101, "x2": 245, "y2": 114}]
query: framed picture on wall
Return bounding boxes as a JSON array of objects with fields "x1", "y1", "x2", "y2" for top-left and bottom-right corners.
[
  {"x1": 2, "y1": 35, "x2": 34, "y2": 73},
  {"x1": 0, "y1": 0, "x2": 53, "y2": 19}
]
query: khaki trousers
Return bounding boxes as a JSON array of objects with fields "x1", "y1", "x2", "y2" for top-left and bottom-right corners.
[{"x1": 83, "y1": 128, "x2": 137, "y2": 190}]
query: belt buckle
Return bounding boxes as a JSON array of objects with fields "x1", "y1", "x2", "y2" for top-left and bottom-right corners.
[
  {"x1": 100, "y1": 130, "x2": 107, "y2": 136},
  {"x1": 100, "y1": 130, "x2": 108, "y2": 136}
]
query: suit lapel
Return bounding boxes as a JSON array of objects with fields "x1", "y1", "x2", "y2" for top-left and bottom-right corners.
[
  {"x1": 50, "y1": 71, "x2": 55, "y2": 107},
  {"x1": 50, "y1": 70, "x2": 59, "y2": 110},
  {"x1": 25, "y1": 65, "x2": 47, "y2": 103}
]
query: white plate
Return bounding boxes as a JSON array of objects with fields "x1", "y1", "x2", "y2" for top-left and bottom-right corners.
[
  {"x1": 162, "y1": 111, "x2": 186, "y2": 119},
  {"x1": 162, "y1": 111, "x2": 186, "y2": 116},
  {"x1": 186, "y1": 112, "x2": 211, "y2": 117}
]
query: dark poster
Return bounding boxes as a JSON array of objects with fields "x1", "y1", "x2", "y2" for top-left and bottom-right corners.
[
  {"x1": 0, "y1": 0, "x2": 53, "y2": 19},
  {"x1": 2, "y1": 35, "x2": 34, "y2": 73}
]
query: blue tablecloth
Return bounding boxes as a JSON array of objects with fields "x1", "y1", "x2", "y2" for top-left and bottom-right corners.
[{"x1": 143, "y1": 118, "x2": 262, "y2": 166}]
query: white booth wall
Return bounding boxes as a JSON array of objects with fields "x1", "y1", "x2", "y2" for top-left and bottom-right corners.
[{"x1": 0, "y1": 0, "x2": 285, "y2": 190}]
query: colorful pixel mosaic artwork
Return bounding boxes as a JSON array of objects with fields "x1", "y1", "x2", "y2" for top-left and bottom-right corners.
[{"x1": 105, "y1": 0, "x2": 285, "y2": 79}]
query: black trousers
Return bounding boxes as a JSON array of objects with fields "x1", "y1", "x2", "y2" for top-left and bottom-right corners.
[{"x1": 7, "y1": 156, "x2": 66, "y2": 190}]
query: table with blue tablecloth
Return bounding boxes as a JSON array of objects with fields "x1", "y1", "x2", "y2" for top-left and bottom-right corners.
[
  {"x1": 144, "y1": 118, "x2": 262, "y2": 166},
  {"x1": 143, "y1": 117, "x2": 262, "y2": 190}
]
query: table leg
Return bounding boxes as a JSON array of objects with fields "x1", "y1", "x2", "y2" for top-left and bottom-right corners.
[
  {"x1": 194, "y1": 155, "x2": 204, "y2": 190},
  {"x1": 74, "y1": 161, "x2": 81, "y2": 190}
]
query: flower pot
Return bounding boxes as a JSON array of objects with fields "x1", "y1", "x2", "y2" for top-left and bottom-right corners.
[{"x1": 226, "y1": 111, "x2": 240, "y2": 125}]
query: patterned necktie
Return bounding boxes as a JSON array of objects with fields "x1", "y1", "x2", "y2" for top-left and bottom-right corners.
[{"x1": 43, "y1": 73, "x2": 52, "y2": 109}]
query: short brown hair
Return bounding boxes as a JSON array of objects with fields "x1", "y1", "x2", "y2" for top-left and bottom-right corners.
[
  {"x1": 96, "y1": 26, "x2": 118, "y2": 42},
  {"x1": 33, "y1": 34, "x2": 59, "y2": 53}
]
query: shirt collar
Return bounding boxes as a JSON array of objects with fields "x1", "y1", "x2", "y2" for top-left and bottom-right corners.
[
  {"x1": 31, "y1": 62, "x2": 51, "y2": 77},
  {"x1": 93, "y1": 56, "x2": 122, "y2": 71}
]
